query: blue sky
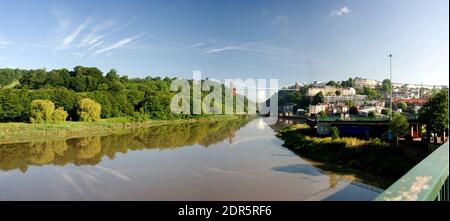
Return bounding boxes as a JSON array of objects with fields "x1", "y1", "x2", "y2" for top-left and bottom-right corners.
[{"x1": 0, "y1": 0, "x2": 448, "y2": 86}]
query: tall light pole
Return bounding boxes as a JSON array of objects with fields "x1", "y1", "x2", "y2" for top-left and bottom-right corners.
[{"x1": 388, "y1": 54, "x2": 394, "y2": 119}]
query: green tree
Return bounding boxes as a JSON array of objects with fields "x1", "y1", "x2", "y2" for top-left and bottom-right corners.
[
  {"x1": 0, "y1": 68, "x2": 26, "y2": 87},
  {"x1": 381, "y1": 79, "x2": 392, "y2": 94},
  {"x1": 318, "y1": 110, "x2": 327, "y2": 119},
  {"x1": 335, "y1": 90, "x2": 341, "y2": 96},
  {"x1": 397, "y1": 101, "x2": 407, "y2": 111},
  {"x1": 0, "y1": 89, "x2": 30, "y2": 122},
  {"x1": 52, "y1": 107, "x2": 68, "y2": 123},
  {"x1": 77, "y1": 98, "x2": 101, "y2": 122},
  {"x1": 363, "y1": 86, "x2": 380, "y2": 100},
  {"x1": 419, "y1": 89, "x2": 449, "y2": 143},
  {"x1": 30, "y1": 99, "x2": 55, "y2": 124},
  {"x1": 389, "y1": 113, "x2": 409, "y2": 146},
  {"x1": 405, "y1": 107, "x2": 417, "y2": 114},
  {"x1": 312, "y1": 91, "x2": 324, "y2": 105},
  {"x1": 330, "y1": 126, "x2": 339, "y2": 139},
  {"x1": 326, "y1": 80, "x2": 337, "y2": 87},
  {"x1": 340, "y1": 78, "x2": 354, "y2": 87},
  {"x1": 381, "y1": 108, "x2": 392, "y2": 116},
  {"x1": 106, "y1": 69, "x2": 119, "y2": 82}
]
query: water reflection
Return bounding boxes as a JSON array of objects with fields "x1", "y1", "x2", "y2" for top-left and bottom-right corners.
[
  {"x1": 0, "y1": 117, "x2": 384, "y2": 200},
  {"x1": 0, "y1": 118, "x2": 252, "y2": 173},
  {"x1": 272, "y1": 164, "x2": 323, "y2": 176}
]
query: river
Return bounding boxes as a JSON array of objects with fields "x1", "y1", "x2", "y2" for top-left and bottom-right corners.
[{"x1": 0, "y1": 117, "x2": 385, "y2": 200}]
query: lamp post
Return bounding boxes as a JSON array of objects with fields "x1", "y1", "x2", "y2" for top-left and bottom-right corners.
[{"x1": 388, "y1": 54, "x2": 393, "y2": 120}]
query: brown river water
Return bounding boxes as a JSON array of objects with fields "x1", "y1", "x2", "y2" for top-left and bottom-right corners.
[{"x1": 0, "y1": 117, "x2": 385, "y2": 200}]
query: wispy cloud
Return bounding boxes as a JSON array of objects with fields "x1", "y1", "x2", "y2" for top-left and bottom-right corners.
[
  {"x1": 205, "y1": 41, "x2": 268, "y2": 55},
  {"x1": 190, "y1": 42, "x2": 205, "y2": 48},
  {"x1": 205, "y1": 46, "x2": 238, "y2": 54},
  {"x1": 60, "y1": 17, "x2": 91, "y2": 49},
  {"x1": 331, "y1": 6, "x2": 352, "y2": 17},
  {"x1": 94, "y1": 34, "x2": 144, "y2": 55},
  {"x1": 77, "y1": 20, "x2": 114, "y2": 48},
  {"x1": 49, "y1": 7, "x2": 145, "y2": 59}
]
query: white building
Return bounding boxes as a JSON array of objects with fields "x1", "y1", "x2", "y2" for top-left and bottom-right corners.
[
  {"x1": 323, "y1": 95, "x2": 368, "y2": 105},
  {"x1": 308, "y1": 86, "x2": 356, "y2": 96},
  {"x1": 354, "y1": 77, "x2": 380, "y2": 89}
]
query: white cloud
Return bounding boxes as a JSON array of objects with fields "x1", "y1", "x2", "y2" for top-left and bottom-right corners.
[
  {"x1": 61, "y1": 17, "x2": 91, "y2": 48},
  {"x1": 331, "y1": 6, "x2": 352, "y2": 17},
  {"x1": 205, "y1": 41, "x2": 268, "y2": 55},
  {"x1": 94, "y1": 35, "x2": 143, "y2": 54},
  {"x1": 190, "y1": 42, "x2": 205, "y2": 48},
  {"x1": 77, "y1": 20, "x2": 114, "y2": 48},
  {"x1": 206, "y1": 46, "x2": 238, "y2": 54}
]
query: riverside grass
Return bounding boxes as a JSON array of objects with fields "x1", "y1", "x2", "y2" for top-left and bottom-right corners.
[
  {"x1": 277, "y1": 124, "x2": 426, "y2": 178},
  {"x1": 0, "y1": 115, "x2": 241, "y2": 144}
]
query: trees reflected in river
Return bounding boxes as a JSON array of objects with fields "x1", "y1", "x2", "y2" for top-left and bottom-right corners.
[{"x1": 0, "y1": 118, "x2": 252, "y2": 172}]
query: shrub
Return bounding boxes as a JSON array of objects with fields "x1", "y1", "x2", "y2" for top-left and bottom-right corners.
[
  {"x1": 381, "y1": 108, "x2": 392, "y2": 116},
  {"x1": 30, "y1": 99, "x2": 55, "y2": 124},
  {"x1": 330, "y1": 126, "x2": 339, "y2": 139},
  {"x1": 52, "y1": 107, "x2": 68, "y2": 123},
  {"x1": 318, "y1": 110, "x2": 326, "y2": 118},
  {"x1": 368, "y1": 111, "x2": 375, "y2": 118},
  {"x1": 389, "y1": 113, "x2": 409, "y2": 145},
  {"x1": 77, "y1": 98, "x2": 101, "y2": 122},
  {"x1": 397, "y1": 102, "x2": 407, "y2": 111},
  {"x1": 132, "y1": 109, "x2": 149, "y2": 122}
]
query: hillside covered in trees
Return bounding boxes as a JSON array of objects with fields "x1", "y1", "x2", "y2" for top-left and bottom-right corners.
[{"x1": 0, "y1": 66, "x2": 248, "y2": 123}]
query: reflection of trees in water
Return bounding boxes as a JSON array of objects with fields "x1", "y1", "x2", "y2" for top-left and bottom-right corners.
[
  {"x1": 301, "y1": 157, "x2": 392, "y2": 189},
  {"x1": 0, "y1": 118, "x2": 252, "y2": 172},
  {"x1": 28, "y1": 140, "x2": 68, "y2": 165},
  {"x1": 75, "y1": 137, "x2": 102, "y2": 159},
  {"x1": 267, "y1": 118, "x2": 305, "y2": 132}
]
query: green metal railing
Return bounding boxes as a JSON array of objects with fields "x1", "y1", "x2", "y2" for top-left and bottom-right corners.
[{"x1": 375, "y1": 141, "x2": 449, "y2": 201}]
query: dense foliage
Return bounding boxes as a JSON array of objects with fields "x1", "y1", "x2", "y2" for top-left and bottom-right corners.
[
  {"x1": 381, "y1": 108, "x2": 392, "y2": 116},
  {"x1": 419, "y1": 89, "x2": 449, "y2": 142},
  {"x1": 389, "y1": 113, "x2": 409, "y2": 145},
  {"x1": 30, "y1": 99, "x2": 56, "y2": 124},
  {"x1": 311, "y1": 91, "x2": 324, "y2": 105},
  {"x1": 0, "y1": 66, "x2": 249, "y2": 123},
  {"x1": 278, "y1": 125, "x2": 427, "y2": 179},
  {"x1": 0, "y1": 68, "x2": 27, "y2": 87},
  {"x1": 29, "y1": 99, "x2": 69, "y2": 124},
  {"x1": 77, "y1": 98, "x2": 101, "y2": 122}
]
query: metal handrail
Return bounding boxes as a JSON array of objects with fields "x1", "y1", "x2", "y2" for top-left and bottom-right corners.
[{"x1": 375, "y1": 141, "x2": 449, "y2": 201}]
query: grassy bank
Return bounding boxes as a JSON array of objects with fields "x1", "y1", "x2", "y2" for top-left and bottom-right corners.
[
  {"x1": 0, "y1": 115, "x2": 244, "y2": 144},
  {"x1": 277, "y1": 124, "x2": 428, "y2": 179}
]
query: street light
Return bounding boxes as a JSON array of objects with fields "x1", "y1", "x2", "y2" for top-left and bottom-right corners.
[{"x1": 388, "y1": 54, "x2": 394, "y2": 120}]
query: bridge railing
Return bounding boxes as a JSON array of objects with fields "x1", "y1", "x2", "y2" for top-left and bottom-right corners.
[{"x1": 375, "y1": 141, "x2": 449, "y2": 201}]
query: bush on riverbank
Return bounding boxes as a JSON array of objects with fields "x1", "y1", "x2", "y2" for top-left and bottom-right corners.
[
  {"x1": 277, "y1": 125, "x2": 425, "y2": 178},
  {"x1": 30, "y1": 99, "x2": 69, "y2": 124}
]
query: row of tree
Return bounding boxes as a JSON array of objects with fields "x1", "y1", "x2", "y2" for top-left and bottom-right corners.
[{"x1": 0, "y1": 66, "x2": 251, "y2": 123}]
